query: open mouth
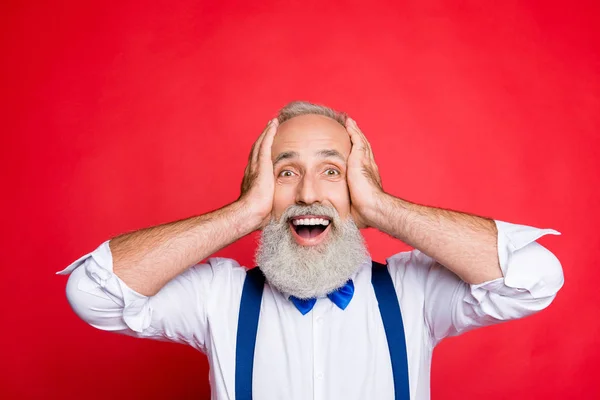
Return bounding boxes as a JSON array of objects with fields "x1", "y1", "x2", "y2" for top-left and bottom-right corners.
[{"x1": 289, "y1": 215, "x2": 332, "y2": 245}]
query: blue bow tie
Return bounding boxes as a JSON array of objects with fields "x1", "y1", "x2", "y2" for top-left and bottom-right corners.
[{"x1": 289, "y1": 280, "x2": 355, "y2": 315}]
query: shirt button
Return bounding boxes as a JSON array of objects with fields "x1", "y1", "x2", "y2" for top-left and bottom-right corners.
[{"x1": 316, "y1": 372, "x2": 324, "y2": 380}]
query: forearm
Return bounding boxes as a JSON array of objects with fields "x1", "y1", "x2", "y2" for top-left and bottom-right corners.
[
  {"x1": 110, "y1": 200, "x2": 261, "y2": 296},
  {"x1": 368, "y1": 194, "x2": 502, "y2": 284}
]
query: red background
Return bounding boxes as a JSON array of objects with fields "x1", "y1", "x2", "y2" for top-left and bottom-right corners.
[{"x1": 2, "y1": 0, "x2": 599, "y2": 398}]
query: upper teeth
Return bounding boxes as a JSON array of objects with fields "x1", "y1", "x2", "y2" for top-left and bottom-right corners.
[{"x1": 292, "y1": 218, "x2": 330, "y2": 226}]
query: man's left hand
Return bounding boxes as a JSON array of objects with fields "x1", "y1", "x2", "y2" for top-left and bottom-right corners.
[{"x1": 345, "y1": 118, "x2": 385, "y2": 229}]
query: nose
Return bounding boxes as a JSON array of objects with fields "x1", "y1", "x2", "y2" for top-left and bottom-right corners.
[{"x1": 295, "y1": 175, "x2": 322, "y2": 205}]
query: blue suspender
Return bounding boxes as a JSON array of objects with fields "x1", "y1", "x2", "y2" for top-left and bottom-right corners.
[
  {"x1": 235, "y1": 263, "x2": 410, "y2": 399},
  {"x1": 235, "y1": 267, "x2": 265, "y2": 400},
  {"x1": 371, "y1": 261, "x2": 411, "y2": 400}
]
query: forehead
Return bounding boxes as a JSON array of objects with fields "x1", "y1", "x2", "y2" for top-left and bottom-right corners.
[{"x1": 271, "y1": 114, "x2": 351, "y2": 160}]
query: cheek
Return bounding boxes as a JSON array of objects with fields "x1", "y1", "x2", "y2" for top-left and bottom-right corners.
[
  {"x1": 273, "y1": 185, "x2": 296, "y2": 219},
  {"x1": 328, "y1": 182, "x2": 351, "y2": 217}
]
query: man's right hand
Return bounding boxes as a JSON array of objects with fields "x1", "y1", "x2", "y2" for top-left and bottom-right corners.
[
  {"x1": 108, "y1": 118, "x2": 280, "y2": 296},
  {"x1": 238, "y1": 118, "x2": 279, "y2": 230}
]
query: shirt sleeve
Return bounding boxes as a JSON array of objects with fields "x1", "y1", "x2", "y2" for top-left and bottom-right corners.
[
  {"x1": 386, "y1": 220, "x2": 564, "y2": 347},
  {"x1": 56, "y1": 241, "x2": 246, "y2": 353}
]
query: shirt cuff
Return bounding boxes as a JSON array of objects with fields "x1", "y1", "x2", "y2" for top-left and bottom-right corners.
[
  {"x1": 469, "y1": 220, "x2": 563, "y2": 303},
  {"x1": 57, "y1": 241, "x2": 152, "y2": 333}
]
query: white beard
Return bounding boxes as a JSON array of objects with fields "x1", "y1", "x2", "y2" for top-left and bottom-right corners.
[{"x1": 255, "y1": 204, "x2": 369, "y2": 299}]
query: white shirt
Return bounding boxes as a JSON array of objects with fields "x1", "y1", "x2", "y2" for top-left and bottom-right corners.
[{"x1": 58, "y1": 220, "x2": 564, "y2": 400}]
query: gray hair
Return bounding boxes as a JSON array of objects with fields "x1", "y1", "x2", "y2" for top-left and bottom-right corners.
[{"x1": 277, "y1": 101, "x2": 348, "y2": 127}]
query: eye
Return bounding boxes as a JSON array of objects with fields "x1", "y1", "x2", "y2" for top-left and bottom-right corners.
[
  {"x1": 325, "y1": 168, "x2": 340, "y2": 176},
  {"x1": 279, "y1": 170, "x2": 295, "y2": 177}
]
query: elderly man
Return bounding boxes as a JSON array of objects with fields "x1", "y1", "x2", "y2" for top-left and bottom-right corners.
[{"x1": 59, "y1": 101, "x2": 563, "y2": 399}]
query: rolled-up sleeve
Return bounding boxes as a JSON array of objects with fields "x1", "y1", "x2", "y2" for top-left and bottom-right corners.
[
  {"x1": 57, "y1": 241, "x2": 242, "y2": 353},
  {"x1": 389, "y1": 220, "x2": 564, "y2": 346}
]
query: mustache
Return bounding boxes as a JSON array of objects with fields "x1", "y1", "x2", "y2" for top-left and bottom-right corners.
[
  {"x1": 278, "y1": 204, "x2": 339, "y2": 223},
  {"x1": 258, "y1": 203, "x2": 368, "y2": 299}
]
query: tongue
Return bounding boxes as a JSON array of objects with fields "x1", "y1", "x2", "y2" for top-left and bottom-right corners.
[{"x1": 296, "y1": 225, "x2": 326, "y2": 239}]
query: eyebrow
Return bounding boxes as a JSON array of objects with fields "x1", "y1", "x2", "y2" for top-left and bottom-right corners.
[
  {"x1": 273, "y1": 149, "x2": 346, "y2": 166},
  {"x1": 315, "y1": 149, "x2": 346, "y2": 163},
  {"x1": 273, "y1": 151, "x2": 299, "y2": 166}
]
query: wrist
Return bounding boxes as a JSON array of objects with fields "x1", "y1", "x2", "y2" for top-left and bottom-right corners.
[
  {"x1": 364, "y1": 192, "x2": 406, "y2": 232},
  {"x1": 231, "y1": 198, "x2": 270, "y2": 234}
]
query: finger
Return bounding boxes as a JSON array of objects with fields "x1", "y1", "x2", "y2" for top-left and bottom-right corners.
[
  {"x1": 257, "y1": 118, "x2": 279, "y2": 164},
  {"x1": 348, "y1": 118, "x2": 375, "y2": 161},
  {"x1": 243, "y1": 120, "x2": 275, "y2": 194},
  {"x1": 248, "y1": 131, "x2": 263, "y2": 164},
  {"x1": 252, "y1": 120, "x2": 273, "y2": 162},
  {"x1": 251, "y1": 119, "x2": 276, "y2": 165},
  {"x1": 345, "y1": 118, "x2": 365, "y2": 149},
  {"x1": 346, "y1": 118, "x2": 368, "y2": 147},
  {"x1": 350, "y1": 119, "x2": 374, "y2": 156},
  {"x1": 346, "y1": 118, "x2": 371, "y2": 157}
]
